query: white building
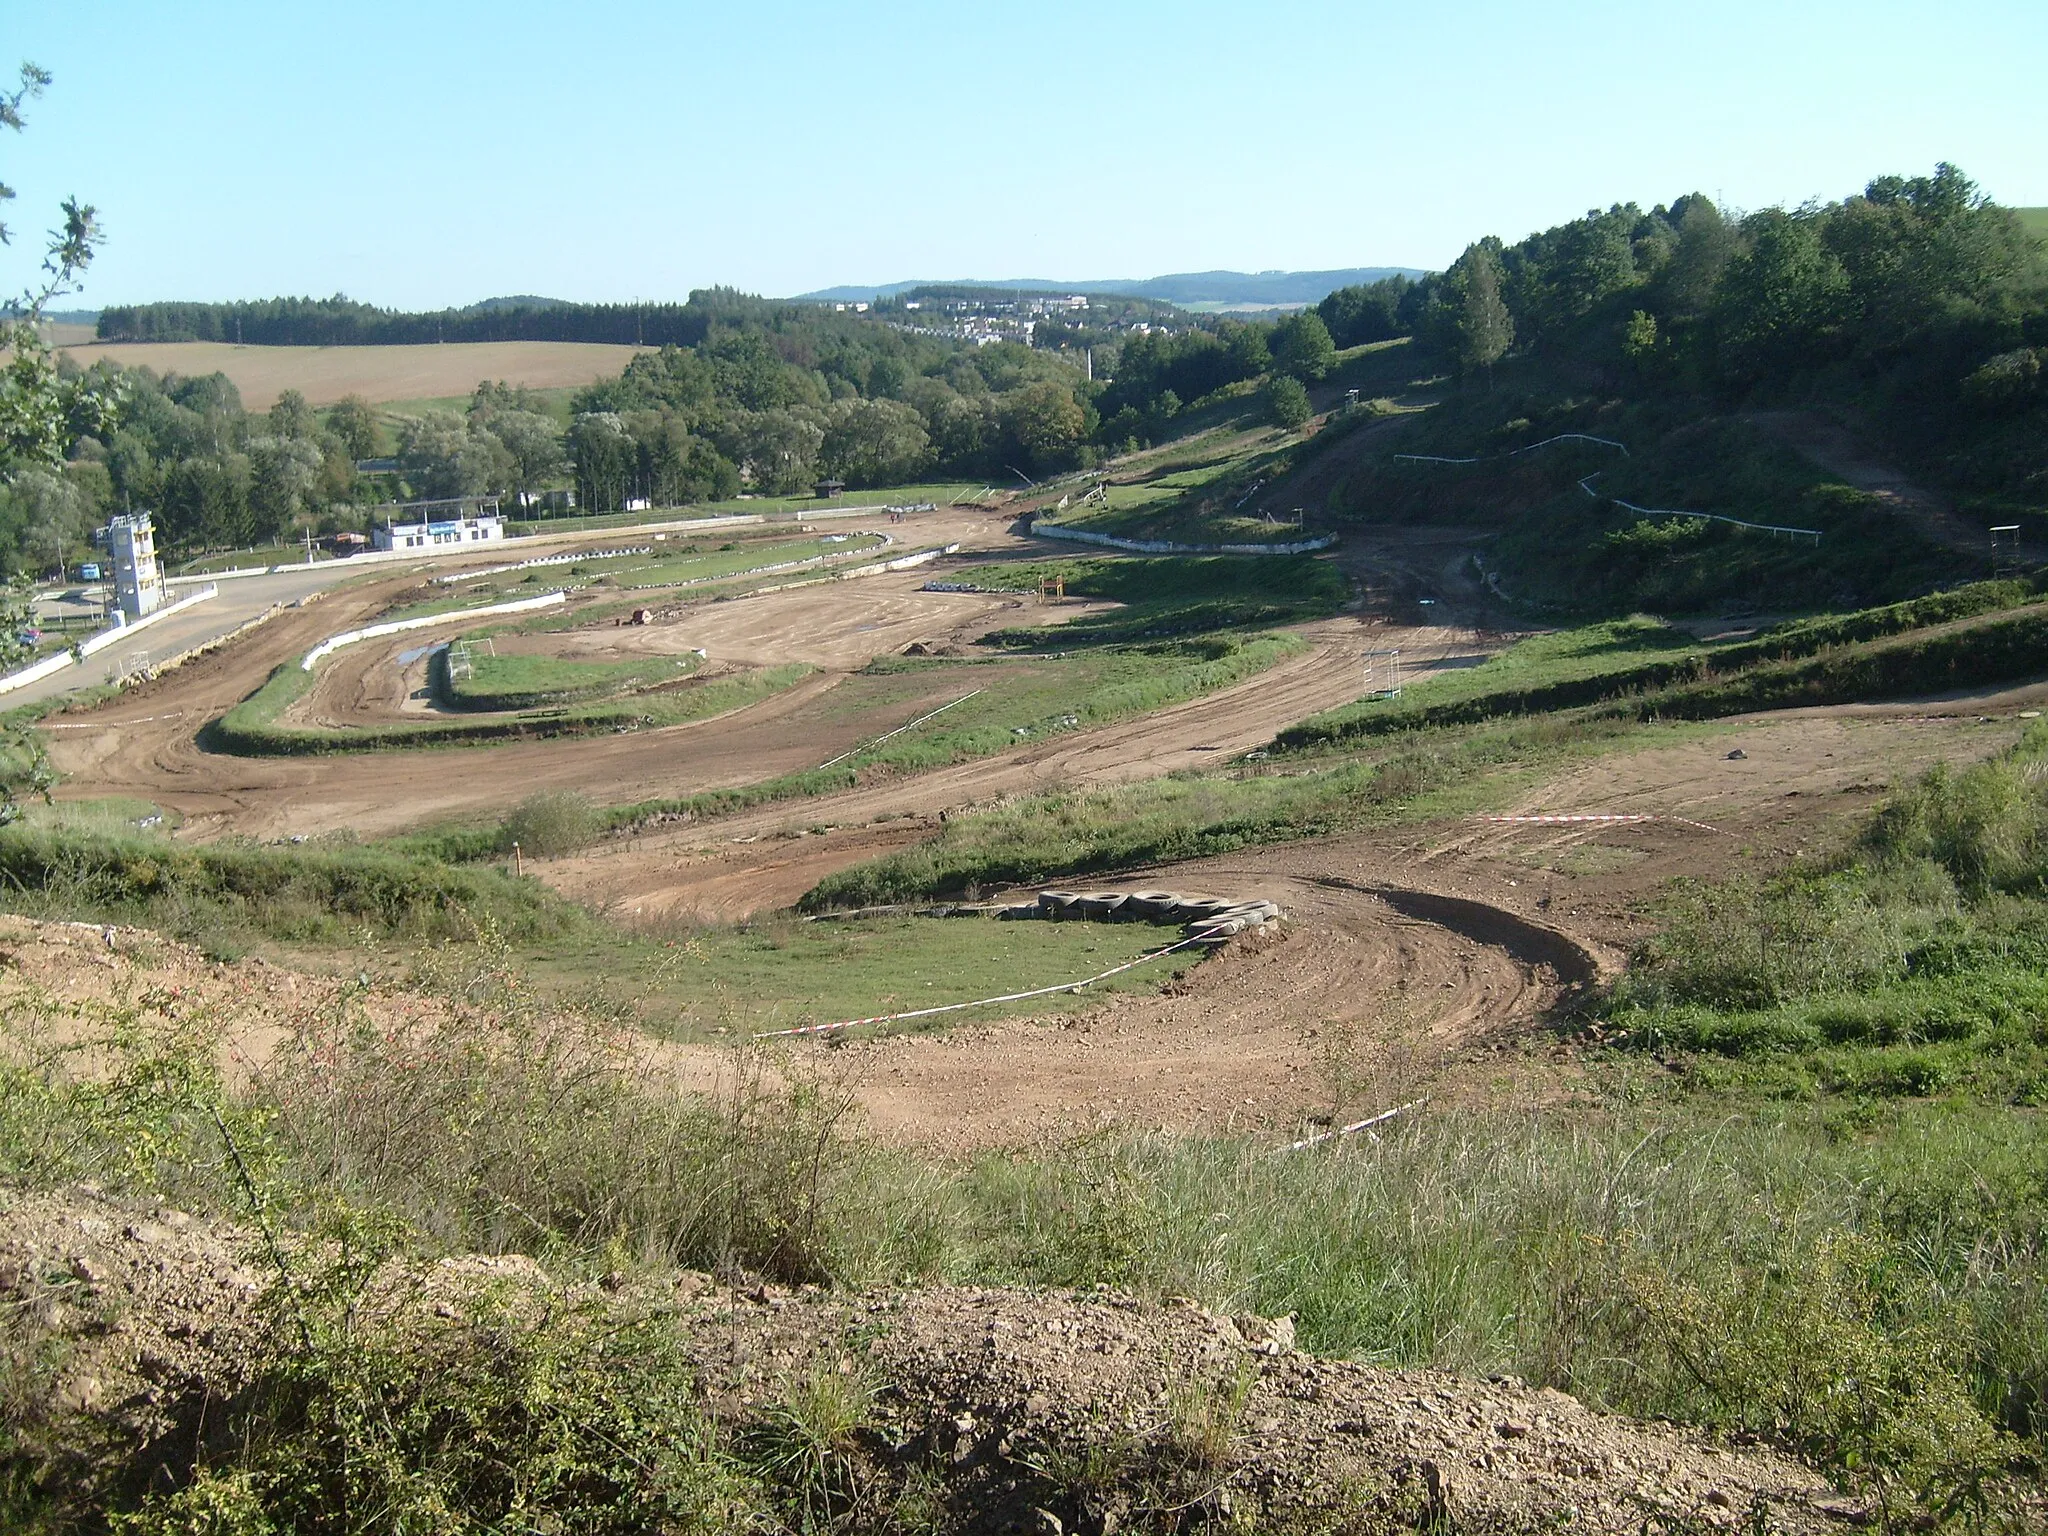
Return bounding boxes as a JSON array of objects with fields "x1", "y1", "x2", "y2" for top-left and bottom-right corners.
[
  {"x1": 374, "y1": 497, "x2": 506, "y2": 552},
  {"x1": 95, "y1": 513, "x2": 165, "y2": 621}
]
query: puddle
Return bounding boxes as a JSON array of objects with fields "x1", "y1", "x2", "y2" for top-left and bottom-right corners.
[{"x1": 397, "y1": 642, "x2": 448, "y2": 665}]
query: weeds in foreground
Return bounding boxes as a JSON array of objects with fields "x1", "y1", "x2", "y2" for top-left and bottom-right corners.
[{"x1": 1, "y1": 923, "x2": 2041, "y2": 1528}]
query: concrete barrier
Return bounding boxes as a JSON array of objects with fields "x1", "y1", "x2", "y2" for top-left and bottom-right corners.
[
  {"x1": 0, "y1": 584, "x2": 220, "y2": 697},
  {"x1": 300, "y1": 590, "x2": 567, "y2": 670}
]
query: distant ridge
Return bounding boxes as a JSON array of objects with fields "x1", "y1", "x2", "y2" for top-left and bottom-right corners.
[{"x1": 796, "y1": 267, "x2": 1427, "y2": 308}]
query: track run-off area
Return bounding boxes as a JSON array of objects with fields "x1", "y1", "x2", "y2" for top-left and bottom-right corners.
[{"x1": 38, "y1": 503, "x2": 2048, "y2": 1150}]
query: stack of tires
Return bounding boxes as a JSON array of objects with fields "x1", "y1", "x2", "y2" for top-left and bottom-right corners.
[{"x1": 1006, "y1": 889, "x2": 1281, "y2": 943}]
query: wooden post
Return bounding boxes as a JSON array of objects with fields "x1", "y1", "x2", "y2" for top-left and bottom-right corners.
[{"x1": 512, "y1": 841, "x2": 522, "y2": 877}]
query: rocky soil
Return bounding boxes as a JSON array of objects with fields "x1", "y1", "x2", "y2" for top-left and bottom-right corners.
[{"x1": 1, "y1": 1187, "x2": 1863, "y2": 1533}]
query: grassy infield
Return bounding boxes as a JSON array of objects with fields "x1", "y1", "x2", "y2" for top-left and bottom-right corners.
[{"x1": 7, "y1": 533, "x2": 2048, "y2": 1519}]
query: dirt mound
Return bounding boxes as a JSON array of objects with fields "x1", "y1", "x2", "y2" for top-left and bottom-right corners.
[{"x1": 1, "y1": 1187, "x2": 1852, "y2": 1532}]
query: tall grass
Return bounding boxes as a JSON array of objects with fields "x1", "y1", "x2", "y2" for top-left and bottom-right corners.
[
  {"x1": 1285, "y1": 579, "x2": 2048, "y2": 750},
  {"x1": 1609, "y1": 725, "x2": 2048, "y2": 1102},
  {"x1": 4, "y1": 959, "x2": 2038, "y2": 1522},
  {"x1": 0, "y1": 828, "x2": 582, "y2": 949},
  {"x1": 802, "y1": 715, "x2": 1649, "y2": 907}
]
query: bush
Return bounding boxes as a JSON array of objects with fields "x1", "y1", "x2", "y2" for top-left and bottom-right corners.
[
  {"x1": 1264, "y1": 373, "x2": 1312, "y2": 429},
  {"x1": 498, "y1": 790, "x2": 603, "y2": 858}
]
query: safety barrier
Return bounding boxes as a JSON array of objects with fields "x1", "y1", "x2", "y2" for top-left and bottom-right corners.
[
  {"x1": 755, "y1": 888, "x2": 1285, "y2": 1039},
  {"x1": 1577, "y1": 473, "x2": 1821, "y2": 542},
  {"x1": 1031, "y1": 523, "x2": 1337, "y2": 556},
  {"x1": 300, "y1": 590, "x2": 566, "y2": 670},
  {"x1": 1007, "y1": 887, "x2": 1284, "y2": 942},
  {"x1": 0, "y1": 584, "x2": 220, "y2": 697},
  {"x1": 1392, "y1": 431, "x2": 1629, "y2": 467}
]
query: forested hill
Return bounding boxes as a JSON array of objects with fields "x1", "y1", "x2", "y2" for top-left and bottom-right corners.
[
  {"x1": 96, "y1": 290, "x2": 762, "y2": 347},
  {"x1": 1313, "y1": 166, "x2": 2048, "y2": 519},
  {"x1": 1310, "y1": 165, "x2": 2048, "y2": 617}
]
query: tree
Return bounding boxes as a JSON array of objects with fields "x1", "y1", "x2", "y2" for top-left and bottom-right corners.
[
  {"x1": 247, "y1": 434, "x2": 323, "y2": 540},
  {"x1": 1456, "y1": 246, "x2": 1514, "y2": 383},
  {"x1": 1716, "y1": 208, "x2": 1850, "y2": 382},
  {"x1": 483, "y1": 410, "x2": 565, "y2": 499},
  {"x1": 1660, "y1": 197, "x2": 1734, "y2": 318},
  {"x1": 1271, "y1": 311, "x2": 1336, "y2": 381},
  {"x1": 267, "y1": 388, "x2": 315, "y2": 442},
  {"x1": 395, "y1": 415, "x2": 513, "y2": 500},
  {"x1": 820, "y1": 398, "x2": 933, "y2": 488},
  {"x1": 1004, "y1": 381, "x2": 1086, "y2": 473},
  {"x1": 732, "y1": 408, "x2": 824, "y2": 495},
  {"x1": 325, "y1": 395, "x2": 378, "y2": 460},
  {"x1": 567, "y1": 412, "x2": 635, "y2": 511},
  {"x1": 1264, "y1": 374, "x2": 1312, "y2": 429},
  {"x1": 0, "y1": 63, "x2": 110, "y2": 476}
]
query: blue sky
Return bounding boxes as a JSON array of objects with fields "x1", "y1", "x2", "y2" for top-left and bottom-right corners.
[{"x1": 7, "y1": 0, "x2": 2046, "y2": 309}]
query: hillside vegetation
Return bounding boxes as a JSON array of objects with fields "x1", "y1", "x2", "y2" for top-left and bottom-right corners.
[{"x1": 1301, "y1": 165, "x2": 2047, "y2": 616}]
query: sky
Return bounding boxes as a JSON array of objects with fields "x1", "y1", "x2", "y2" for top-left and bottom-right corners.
[{"x1": 7, "y1": 0, "x2": 2047, "y2": 311}]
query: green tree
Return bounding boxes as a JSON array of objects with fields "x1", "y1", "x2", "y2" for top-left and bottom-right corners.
[
  {"x1": 247, "y1": 433, "x2": 323, "y2": 539},
  {"x1": 567, "y1": 411, "x2": 635, "y2": 511},
  {"x1": 1456, "y1": 245, "x2": 1514, "y2": 383},
  {"x1": 1716, "y1": 208, "x2": 1850, "y2": 381},
  {"x1": 820, "y1": 397, "x2": 933, "y2": 488},
  {"x1": 325, "y1": 395, "x2": 379, "y2": 460},
  {"x1": 395, "y1": 415, "x2": 514, "y2": 500},
  {"x1": 1271, "y1": 310, "x2": 1336, "y2": 381},
  {"x1": 0, "y1": 63, "x2": 110, "y2": 474},
  {"x1": 267, "y1": 387, "x2": 315, "y2": 442},
  {"x1": 1004, "y1": 380, "x2": 1086, "y2": 473},
  {"x1": 1264, "y1": 373, "x2": 1312, "y2": 429},
  {"x1": 1659, "y1": 196, "x2": 1734, "y2": 318},
  {"x1": 484, "y1": 410, "x2": 565, "y2": 499}
]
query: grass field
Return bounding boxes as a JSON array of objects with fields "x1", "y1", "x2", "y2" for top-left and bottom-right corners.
[
  {"x1": 52, "y1": 339, "x2": 652, "y2": 410},
  {"x1": 502, "y1": 482, "x2": 984, "y2": 537},
  {"x1": 211, "y1": 657, "x2": 814, "y2": 754},
  {"x1": 526, "y1": 911, "x2": 1193, "y2": 1041},
  {"x1": 2015, "y1": 206, "x2": 2048, "y2": 240},
  {"x1": 444, "y1": 648, "x2": 696, "y2": 711}
]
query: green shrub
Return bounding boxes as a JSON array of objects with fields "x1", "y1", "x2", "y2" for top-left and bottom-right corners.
[{"x1": 498, "y1": 790, "x2": 602, "y2": 857}]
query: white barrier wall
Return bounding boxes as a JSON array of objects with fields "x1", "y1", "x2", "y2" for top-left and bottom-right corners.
[
  {"x1": 300, "y1": 591, "x2": 567, "y2": 670},
  {"x1": 0, "y1": 584, "x2": 220, "y2": 698}
]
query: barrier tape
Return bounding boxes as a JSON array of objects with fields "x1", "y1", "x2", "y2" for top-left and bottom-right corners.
[
  {"x1": 752, "y1": 929, "x2": 1217, "y2": 1039},
  {"x1": 1393, "y1": 433, "x2": 1630, "y2": 467},
  {"x1": 816, "y1": 687, "x2": 985, "y2": 770},
  {"x1": 1285, "y1": 1097, "x2": 1426, "y2": 1152},
  {"x1": 1477, "y1": 813, "x2": 1725, "y2": 834}
]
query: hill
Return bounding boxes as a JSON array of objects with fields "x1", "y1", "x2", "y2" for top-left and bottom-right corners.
[
  {"x1": 2017, "y1": 206, "x2": 2048, "y2": 239},
  {"x1": 798, "y1": 266, "x2": 1426, "y2": 307}
]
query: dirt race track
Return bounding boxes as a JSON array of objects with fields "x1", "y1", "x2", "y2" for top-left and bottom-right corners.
[
  {"x1": 37, "y1": 499, "x2": 2048, "y2": 1153},
  {"x1": 660, "y1": 705, "x2": 2033, "y2": 1152}
]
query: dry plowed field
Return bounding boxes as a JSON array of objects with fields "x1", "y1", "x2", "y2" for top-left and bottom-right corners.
[{"x1": 56, "y1": 339, "x2": 652, "y2": 410}]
